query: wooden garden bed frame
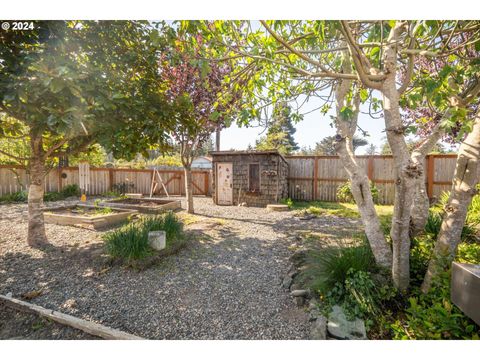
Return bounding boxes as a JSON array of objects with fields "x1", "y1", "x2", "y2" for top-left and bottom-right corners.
[
  {"x1": 43, "y1": 204, "x2": 137, "y2": 230},
  {"x1": 99, "y1": 197, "x2": 182, "y2": 214}
]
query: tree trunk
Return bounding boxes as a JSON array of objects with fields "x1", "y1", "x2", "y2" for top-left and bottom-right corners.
[
  {"x1": 333, "y1": 55, "x2": 392, "y2": 269},
  {"x1": 336, "y1": 142, "x2": 393, "y2": 268},
  {"x1": 27, "y1": 136, "x2": 48, "y2": 247},
  {"x1": 409, "y1": 176, "x2": 430, "y2": 237},
  {"x1": 409, "y1": 123, "x2": 445, "y2": 238},
  {"x1": 382, "y1": 78, "x2": 417, "y2": 292},
  {"x1": 421, "y1": 113, "x2": 480, "y2": 293},
  {"x1": 184, "y1": 165, "x2": 194, "y2": 214},
  {"x1": 215, "y1": 128, "x2": 221, "y2": 151}
]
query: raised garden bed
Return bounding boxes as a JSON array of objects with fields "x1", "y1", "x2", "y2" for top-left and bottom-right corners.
[
  {"x1": 43, "y1": 204, "x2": 137, "y2": 230},
  {"x1": 99, "y1": 197, "x2": 182, "y2": 214}
]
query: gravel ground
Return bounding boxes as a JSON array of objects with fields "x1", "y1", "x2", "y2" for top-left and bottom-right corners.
[
  {"x1": 0, "y1": 196, "x2": 361, "y2": 339},
  {"x1": 0, "y1": 304, "x2": 99, "y2": 340}
]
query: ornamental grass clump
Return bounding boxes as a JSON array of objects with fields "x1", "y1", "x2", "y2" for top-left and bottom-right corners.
[
  {"x1": 302, "y1": 240, "x2": 376, "y2": 295},
  {"x1": 104, "y1": 211, "x2": 185, "y2": 266},
  {"x1": 104, "y1": 223, "x2": 152, "y2": 262}
]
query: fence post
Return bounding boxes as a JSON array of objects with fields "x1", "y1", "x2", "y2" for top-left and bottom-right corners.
[
  {"x1": 109, "y1": 168, "x2": 114, "y2": 191},
  {"x1": 57, "y1": 168, "x2": 63, "y2": 192},
  {"x1": 427, "y1": 154, "x2": 435, "y2": 199},
  {"x1": 367, "y1": 155, "x2": 375, "y2": 181},
  {"x1": 313, "y1": 157, "x2": 318, "y2": 201}
]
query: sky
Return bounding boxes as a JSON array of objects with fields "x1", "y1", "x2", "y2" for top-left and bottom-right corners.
[{"x1": 220, "y1": 95, "x2": 387, "y2": 155}]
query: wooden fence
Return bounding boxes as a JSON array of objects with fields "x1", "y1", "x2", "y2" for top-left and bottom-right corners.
[
  {"x1": 0, "y1": 165, "x2": 212, "y2": 197},
  {"x1": 0, "y1": 154, "x2": 457, "y2": 204},
  {"x1": 285, "y1": 154, "x2": 457, "y2": 205}
]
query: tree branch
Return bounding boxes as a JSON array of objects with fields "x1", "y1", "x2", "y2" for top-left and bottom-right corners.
[
  {"x1": 260, "y1": 20, "x2": 332, "y2": 74},
  {"x1": 0, "y1": 148, "x2": 30, "y2": 162},
  {"x1": 340, "y1": 21, "x2": 382, "y2": 90}
]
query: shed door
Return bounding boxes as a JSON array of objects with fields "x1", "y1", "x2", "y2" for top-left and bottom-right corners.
[{"x1": 217, "y1": 162, "x2": 233, "y2": 205}]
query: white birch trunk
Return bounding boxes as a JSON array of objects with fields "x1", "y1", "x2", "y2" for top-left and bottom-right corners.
[{"x1": 421, "y1": 112, "x2": 480, "y2": 292}]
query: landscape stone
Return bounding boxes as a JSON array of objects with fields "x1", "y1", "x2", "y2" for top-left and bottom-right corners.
[
  {"x1": 282, "y1": 275, "x2": 293, "y2": 289},
  {"x1": 290, "y1": 283, "x2": 301, "y2": 291},
  {"x1": 291, "y1": 289, "x2": 308, "y2": 297},
  {"x1": 310, "y1": 316, "x2": 327, "y2": 340},
  {"x1": 327, "y1": 305, "x2": 367, "y2": 340},
  {"x1": 294, "y1": 296, "x2": 305, "y2": 306}
]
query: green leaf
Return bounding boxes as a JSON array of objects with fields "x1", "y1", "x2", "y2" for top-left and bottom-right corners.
[
  {"x1": 359, "y1": 89, "x2": 369, "y2": 103},
  {"x1": 49, "y1": 78, "x2": 65, "y2": 93}
]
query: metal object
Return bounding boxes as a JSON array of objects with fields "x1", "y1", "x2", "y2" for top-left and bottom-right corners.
[{"x1": 451, "y1": 262, "x2": 480, "y2": 325}]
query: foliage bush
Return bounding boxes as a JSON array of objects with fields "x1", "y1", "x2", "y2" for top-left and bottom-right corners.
[
  {"x1": 432, "y1": 191, "x2": 480, "y2": 243},
  {"x1": 390, "y1": 270, "x2": 480, "y2": 340},
  {"x1": 336, "y1": 180, "x2": 379, "y2": 204},
  {"x1": 0, "y1": 184, "x2": 80, "y2": 203},
  {"x1": 302, "y1": 240, "x2": 377, "y2": 295},
  {"x1": 112, "y1": 181, "x2": 135, "y2": 195},
  {"x1": 0, "y1": 189, "x2": 28, "y2": 203},
  {"x1": 425, "y1": 208, "x2": 478, "y2": 243},
  {"x1": 327, "y1": 269, "x2": 398, "y2": 324},
  {"x1": 280, "y1": 197, "x2": 294, "y2": 209},
  {"x1": 60, "y1": 184, "x2": 81, "y2": 197},
  {"x1": 139, "y1": 212, "x2": 184, "y2": 242},
  {"x1": 104, "y1": 223, "x2": 152, "y2": 261},
  {"x1": 301, "y1": 187, "x2": 480, "y2": 339},
  {"x1": 104, "y1": 211, "x2": 185, "y2": 266},
  {"x1": 391, "y1": 230, "x2": 480, "y2": 339}
]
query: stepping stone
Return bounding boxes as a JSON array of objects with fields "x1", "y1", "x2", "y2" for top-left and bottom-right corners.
[
  {"x1": 327, "y1": 305, "x2": 367, "y2": 340},
  {"x1": 266, "y1": 204, "x2": 289, "y2": 212}
]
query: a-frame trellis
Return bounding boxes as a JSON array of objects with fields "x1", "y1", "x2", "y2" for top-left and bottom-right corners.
[{"x1": 149, "y1": 169, "x2": 170, "y2": 198}]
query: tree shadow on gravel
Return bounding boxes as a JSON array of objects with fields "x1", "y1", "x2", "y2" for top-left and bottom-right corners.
[{"x1": 0, "y1": 220, "x2": 309, "y2": 339}]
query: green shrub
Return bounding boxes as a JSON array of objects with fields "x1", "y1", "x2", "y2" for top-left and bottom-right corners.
[
  {"x1": 112, "y1": 181, "x2": 134, "y2": 195},
  {"x1": 390, "y1": 271, "x2": 480, "y2": 340},
  {"x1": 424, "y1": 211, "x2": 443, "y2": 237},
  {"x1": 104, "y1": 211, "x2": 185, "y2": 265},
  {"x1": 326, "y1": 269, "x2": 398, "y2": 324},
  {"x1": 409, "y1": 235, "x2": 435, "y2": 286},
  {"x1": 0, "y1": 190, "x2": 28, "y2": 203},
  {"x1": 302, "y1": 240, "x2": 376, "y2": 295},
  {"x1": 336, "y1": 181, "x2": 379, "y2": 204},
  {"x1": 457, "y1": 242, "x2": 480, "y2": 264},
  {"x1": 424, "y1": 209, "x2": 478, "y2": 243},
  {"x1": 104, "y1": 223, "x2": 152, "y2": 262},
  {"x1": 60, "y1": 184, "x2": 81, "y2": 197},
  {"x1": 140, "y1": 212, "x2": 183, "y2": 242},
  {"x1": 280, "y1": 197, "x2": 294, "y2": 209}
]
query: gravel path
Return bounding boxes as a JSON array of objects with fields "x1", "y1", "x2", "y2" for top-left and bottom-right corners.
[
  {"x1": 0, "y1": 304, "x2": 99, "y2": 340},
  {"x1": 0, "y1": 196, "x2": 361, "y2": 339}
]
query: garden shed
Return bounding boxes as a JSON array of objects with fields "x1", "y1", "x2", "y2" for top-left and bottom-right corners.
[{"x1": 210, "y1": 150, "x2": 289, "y2": 207}]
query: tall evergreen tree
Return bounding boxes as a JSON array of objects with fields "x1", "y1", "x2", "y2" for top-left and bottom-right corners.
[
  {"x1": 255, "y1": 102, "x2": 299, "y2": 154},
  {"x1": 314, "y1": 135, "x2": 368, "y2": 155}
]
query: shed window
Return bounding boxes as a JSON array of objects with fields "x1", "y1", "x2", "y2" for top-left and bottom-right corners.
[{"x1": 249, "y1": 163, "x2": 260, "y2": 192}]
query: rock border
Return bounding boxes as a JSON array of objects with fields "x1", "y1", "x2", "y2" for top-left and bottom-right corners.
[{"x1": 282, "y1": 246, "x2": 367, "y2": 340}]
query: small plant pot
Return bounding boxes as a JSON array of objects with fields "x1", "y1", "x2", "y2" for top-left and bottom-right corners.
[{"x1": 148, "y1": 231, "x2": 166, "y2": 251}]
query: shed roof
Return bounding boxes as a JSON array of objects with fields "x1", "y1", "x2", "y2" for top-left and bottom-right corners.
[{"x1": 209, "y1": 150, "x2": 288, "y2": 164}]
